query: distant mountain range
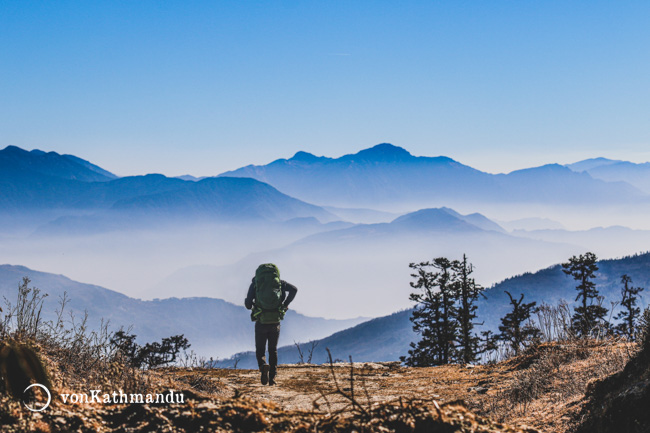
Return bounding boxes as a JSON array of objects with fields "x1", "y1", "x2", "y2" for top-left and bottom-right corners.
[
  {"x1": 4, "y1": 144, "x2": 649, "y2": 224},
  {"x1": 391, "y1": 207, "x2": 506, "y2": 233},
  {"x1": 511, "y1": 226, "x2": 650, "y2": 260},
  {"x1": 567, "y1": 157, "x2": 650, "y2": 194},
  {"x1": 37, "y1": 177, "x2": 337, "y2": 234},
  {"x1": 149, "y1": 207, "x2": 580, "y2": 318},
  {"x1": 0, "y1": 265, "x2": 366, "y2": 358},
  {"x1": 497, "y1": 217, "x2": 565, "y2": 231},
  {"x1": 0, "y1": 145, "x2": 117, "y2": 182},
  {"x1": 220, "y1": 143, "x2": 647, "y2": 208},
  {"x1": 223, "y1": 252, "x2": 650, "y2": 368},
  {"x1": 3, "y1": 143, "x2": 650, "y2": 332},
  {"x1": 110, "y1": 177, "x2": 334, "y2": 222},
  {"x1": 175, "y1": 175, "x2": 206, "y2": 182},
  {"x1": 0, "y1": 145, "x2": 337, "y2": 232}
]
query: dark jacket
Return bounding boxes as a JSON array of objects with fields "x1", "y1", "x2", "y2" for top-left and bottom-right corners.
[{"x1": 245, "y1": 279, "x2": 298, "y2": 310}]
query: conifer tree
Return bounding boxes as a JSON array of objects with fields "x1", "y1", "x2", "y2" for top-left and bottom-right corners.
[
  {"x1": 454, "y1": 254, "x2": 484, "y2": 364},
  {"x1": 561, "y1": 252, "x2": 608, "y2": 337},
  {"x1": 433, "y1": 257, "x2": 459, "y2": 364},
  {"x1": 497, "y1": 291, "x2": 540, "y2": 355},
  {"x1": 615, "y1": 274, "x2": 644, "y2": 340},
  {"x1": 401, "y1": 258, "x2": 458, "y2": 366},
  {"x1": 401, "y1": 261, "x2": 438, "y2": 367}
]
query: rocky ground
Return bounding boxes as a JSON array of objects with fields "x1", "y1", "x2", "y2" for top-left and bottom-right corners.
[
  {"x1": 0, "y1": 339, "x2": 640, "y2": 432},
  {"x1": 173, "y1": 339, "x2": 632, "y2": 432}
]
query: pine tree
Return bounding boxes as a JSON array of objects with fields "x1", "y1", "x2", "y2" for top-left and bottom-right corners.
[
  {"x1": 615, "y1": 274, "x2": 644, "y2": 340},
  {"x1": 433, "y1": 257, "x2": 459, "y2": 364},
  {"x1": 561, "y1": 252, "x2": 608, "y2": 337},
  {"x1": 497, "y1": 291, "x2": 541, "y2": 355},
  {"x1": 400, "y1": 261, "x2": 439, "y2": 366},
  {"x1": 454, "y1": 254, "x2": 484, "y2": 364},
  {"x1": 401, "y1": 258, "x2": 459, "y2": 366}
]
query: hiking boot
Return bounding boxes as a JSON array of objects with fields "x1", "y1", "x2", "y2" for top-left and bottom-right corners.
[
  {"x1": 260, "y1": 365, "x2": 270, "y2": 385},
  {"x1": 269, "y1": 370, "x2": 277, "y2": 386}
]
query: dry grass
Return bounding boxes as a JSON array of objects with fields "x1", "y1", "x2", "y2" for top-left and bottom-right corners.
[
  {"x1": 0, "y1": 345, "x2": 546, "y2": 432},
  {"x1": 193, "y1": 340, "x2": 633, "y2": 433},
  {"x1": 1, "y1": 278, "x2": 157, "y2": 399},
  {"x1": 0, "y1": 278, "x2": 637, "y2": 432},
  {"x1": 474, "y1": 339, "x2": 633, "y2": 432}
]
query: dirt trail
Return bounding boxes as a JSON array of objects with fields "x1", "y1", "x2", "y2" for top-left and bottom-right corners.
[
  {"x1": 178, "y1": 361, "x2": 510, "y2": 412},
  {"x1": 171, "y1": 341, "x2": 633, "y2": 433},
  {"x1": 1, "y1": 341, "x2": 633, "y2": 432}
]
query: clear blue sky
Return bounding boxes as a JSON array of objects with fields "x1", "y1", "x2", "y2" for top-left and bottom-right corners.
[{"x1": 2, "y1": 1, "x2": 649, "y2": 176}]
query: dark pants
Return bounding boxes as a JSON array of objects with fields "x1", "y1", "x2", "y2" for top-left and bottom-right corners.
[{"x1": 255, "y1": 322, "x2": 281, "y2": 372}]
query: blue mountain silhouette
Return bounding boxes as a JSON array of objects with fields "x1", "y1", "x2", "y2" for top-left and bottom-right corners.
[
  {"x1": 221, "y1": 143, "x2": 646, "y2": 207},
  {"x1": 568, "y1": 158, "x2": 650, "y2": 194},
  {"x1": 0, "y1": 145, "x2": 117, "y2": 182},
  {"x1": 0, "y1": 146, "x2": 335, "y2": 227}
]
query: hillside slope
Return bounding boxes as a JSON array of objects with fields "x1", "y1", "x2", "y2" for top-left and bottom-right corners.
[
  {"x1": 220, "y1": 309, "x2": 415, "y2": 368},
  {"x1": 575, "y1": 329, "x2": 650, "y2": 433},
  {"x1": 0, "y1": 265, "x2": 365, "y2": 358},
  {"x1": 478, "y1": 251, "x2": 650, "y2": 330},
  {"x1": 225, "y1": 252, "x2": 650, "y2": 366}
]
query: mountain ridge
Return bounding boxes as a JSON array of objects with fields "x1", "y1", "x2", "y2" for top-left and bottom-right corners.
[
  {"x1": 0, "y1": 145, "x2": 117, "y2": 182},
  {"x1": 147, "y1": 206, "x2": 579, "y2": 318},
  {"x1": 0, "y1": 264, "x2": 366, "y2": 358},
  {"x1": 220, "y1": 143, "x2": 647, "y2": 208},
  {"x1": 567, "y1": 158, "x2": 650, "y2": 194},
  {"x1": 222, "y1": 251, "x2": 650, "y2": 367}
]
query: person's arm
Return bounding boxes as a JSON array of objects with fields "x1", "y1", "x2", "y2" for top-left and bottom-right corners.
[
  {"x1": 281, "y1": 281, "x2": 298, "y2": 308},
  {"x1": 244, "y1": 280, "x2": 256, "y2": 310}
]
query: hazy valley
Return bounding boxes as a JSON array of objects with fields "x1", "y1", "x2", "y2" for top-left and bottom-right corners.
[{"x1": 2, "y1": 143, "x2": 649, "y2": 359}]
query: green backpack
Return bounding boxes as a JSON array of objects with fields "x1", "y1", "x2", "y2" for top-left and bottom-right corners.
[{"x1": 251, "y1": 264, "x2": 286, "y2": 324}]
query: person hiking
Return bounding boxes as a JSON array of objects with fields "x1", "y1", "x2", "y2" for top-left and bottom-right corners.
[{"x1": 245, "y1": 263, "x2": 297, "y2": 386}]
